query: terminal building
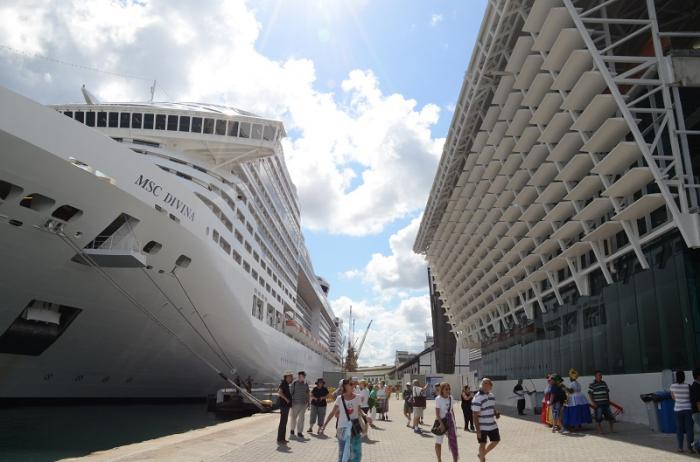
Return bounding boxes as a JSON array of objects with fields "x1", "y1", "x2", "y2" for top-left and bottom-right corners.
[{"x1": 415, "y1": 0, "x2": 700, "y2": 386}]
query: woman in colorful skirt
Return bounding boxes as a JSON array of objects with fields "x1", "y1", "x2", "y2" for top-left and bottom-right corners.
[
  {"x1": 541, "y1": 374, "x2": 553, "y2": 426},
  {"x1": 563, "y1": 369, "x2": 592, "y2": 432},
  {"x1": 434, "y1": 382, "x2": 458, "y2": 462}
]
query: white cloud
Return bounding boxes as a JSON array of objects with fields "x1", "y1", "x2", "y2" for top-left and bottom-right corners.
[
  {"x1": 345, "y1": 216, "x2": 427, "y2": 299},
  {"x1": 0, "y1": 0, "x2": 443, "y2": 237},
  {"x1": 332, "y1": 294, "x2": 431, "y2": 366},
  {"x1": 430, "y1": 13, "x2": 443, "y2": 26}
]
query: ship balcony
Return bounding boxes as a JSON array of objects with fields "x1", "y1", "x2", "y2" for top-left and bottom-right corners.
[{"x1": 77, "y1": 235, "x2": 147, "y2": 268}]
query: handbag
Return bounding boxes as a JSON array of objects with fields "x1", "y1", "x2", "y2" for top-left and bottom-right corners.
[
  {"x1": 412, "y1": 394, "x2": 427, "y2": 407},
  {"x1": 341, "y1": 396, "x2": 363, "y2": 437},
  {"x1": 430, "y1": 397, "x2": 451, "y2": 435}
]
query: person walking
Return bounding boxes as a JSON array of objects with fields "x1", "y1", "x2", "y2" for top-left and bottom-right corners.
[
  {"x1": 403, "y1": 382, "x2": 413, "y2": 427},
  {"x1": 276, "y1": 371, "x2": 293, "y2": 445},
  {"x1": 376, "y1": 381, "x2": 387, "y2": 421},
  {"x1": 308, "y1": 378, "x2": 329, "y2": 434},
  {"x1": 461, "y1": 384, "x2": 475, "y2": 431},
  {"x1": 368, "y1": 383, "x2": 378, "y2": 424},
  {"x1": 563, "y1": 368, "x2": 591, "y2": 431},
  {"x1": 689, "y1": 368, "x2": 700, "y2": 452},
  {"x1": 513, "y1": 379, "x2": 526, "y2": 416},
  {"x1": 412, "y1": 379, "x2": 428, "y2": 433},
  {"x1": 549, "y1": 375, "x2": 567, "y2": 433},
  {"x1": 671, "y1": 370, "x2": 695, "y2": 453},
  {"x1": 588, "y1": 370, "x2": 615, "y2": 434},
  {"x1": 358, "y1": 380, "x2": 370, "y2": 415},
  {"x1": 472, "y1": 378, "x2": 500, "y2": 462},
  {"x1": 320, "y1": 378, "x2": 372, "y2": 462},
  {"x1": 434, "y1": 382, "x2": 458, "y2": 462},
  {"x1": 289, "y1": 371, "x2": 310, "y2": 440}
]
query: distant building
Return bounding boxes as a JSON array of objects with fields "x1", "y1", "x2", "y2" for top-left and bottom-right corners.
[
  {"x1": 355, "y1": 364, "x2": 394, "y2": 384},
  {"x1": 395, "y1": 350, "x2": 414, "y2": 366}
]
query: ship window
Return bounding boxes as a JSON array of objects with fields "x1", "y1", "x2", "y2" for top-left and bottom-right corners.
[
  {"x1": 144, "y1": 113, "x2": 154, "y2": 129},
  {"x1": 219, "y1": 237, "x2": 231, "y2": 254},
  {"x1": 143, "y1": 240, "x2": 162, "y2": 254},
  {"x1": 167, "y1": 115, "x2": 178, "y2": 131},
  {"x1": 86, "y1": 112, "x2": 96, "y2": 126},
  {"x1": 233, "y1": 250, "x2": 242, "y2": 264},
  {"x1": 0, "y1": 180, "x2": 23, "y2": 201},
  {"x1": 215, "y1": 120, "x2": 227, "y2": 135},
  {"x1": 175, "y1": 254, "x2": 192, "y2": 268},
  {"x1": 155, "y1": 114, "x2": 166, "y2": 130},
  {"x1": 20, "y1": 193, "x2": 55, "y2": 212},
  {"x1": 132, "y1": 113, "x2": 142, "y2": 129},
  {"x1": 108, "y1": 112, "x2": 119, "y2": 127},
  {"x1": 243, "y1": 260, "x2": 250, "y2": 273},
  {"x1": 263, "y1": 126, "x2": 275, "y2": 141},
  {"x1": 252, "y1": 269, "x2": 258, "y2": 280},
  {"x1": 191, "y1": 117, "x2": 202, "y2": 133},
  {"x1": 51, "y1": 205, "x2": 83, "y2": 222},
  {"x1": 203, "y1": 118, "x2": 214, "y2": 134},
  {"x1": 228, "y1": 121, "x2": 239, "y2": 137},
  {"x1": 120, "y1": 113, "x2": 131, "y2": 128},
  {"x1": 245, "y1": 241, "x2": 252, "y2": 253},
  {"x1": 169, "y1": 213, "x2": 180, "y2": 223},
  {"x1": 252, "y1": 124, "x2": 262, "y2": 140},
  {"x1": 179, "y1": 116, "x2": 190, "y2": 132},
  {"x1": 253, "y1": 251, "x2": 259, "y2": 262},
  {"x1": 239, "y1": 122, "x2": 250, "y2": 138},
  {"x1": 97, "y1": 111, "x2": 107, "y2": 127},
  {"x1": 75, "y1": 111, "x2": 85, "y2": 123},
  {"x1": 0, "y1": 300, "x2": 82, "y2": 356},
  {"x1": 64, "y1": 111, "x2": 73, "y2": 118}
]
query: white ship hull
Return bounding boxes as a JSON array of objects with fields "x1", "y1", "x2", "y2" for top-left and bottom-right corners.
[{"x1": 0, "y1": 88, "x2": 336, "y2": 398}]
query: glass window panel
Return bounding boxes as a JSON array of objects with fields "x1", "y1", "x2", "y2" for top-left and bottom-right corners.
[
  {"x1": 619, "y1": 274, "x2": 642, "y2": 373},
  {"x1": 144, "y1": 113, "x2": 154, "y2": 129},
  {"x1": 179, "y1": 116, "x2": 190, "y2": 132},
  {"x1": 604, "y1": 284, "x2": 625, "y2": 373},
  {"x1": 228, "y1": 121, "x2": 239, "y2": 136},
  {"x1": 64, "y1": 111, "x2": 73, "y2": 118},
  {"x1": 108, "y1": 112, "x2": 119, "y2": 127},
  {"x1": 131, "y1": 113, "x2": 142, "y2": 129},
  {"x1": 191, "y1": 117, "x2": 202, "y2": 133},
  {"x1": 203, "y1": 118, "x2": 214, "y2": 134},
  {"x1": 75, "y1": 111, "x2": 85, "y2": 123},
  {"x1": 263, "y1": 126, "x2": 275, "y2": 141},
  {"x1": 86, "y1": 112, "x2": 95, "y2": 126},
  {"x1": 155, "y1": 114, "x2": 166, "y2": 130},
  {"x1": 252, "y1": 124, "x2": 263, "y2": 139},
  {"x1": 120, "y1": 112, "x2": 130, "y2": 128},
  {"x1": 97, "y1": 111, "x2": 107, "y2": 127},
  {"x1": 239, "y1": 122, "x2": 250, "y2": 138},
  {"x1": 167, "y1": 115, "x2": 178, "y2": 131},
  {"x1": 215, "y1": 119, "x2": 227, "y2": 135}
]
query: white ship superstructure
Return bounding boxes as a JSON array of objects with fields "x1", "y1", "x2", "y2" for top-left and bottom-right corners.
[{"x1": 0, "y1": 87, "x2": 341, "y2": 398}]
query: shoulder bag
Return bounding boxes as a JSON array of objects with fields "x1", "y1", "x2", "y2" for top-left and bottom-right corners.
[
  {"x1": 341, "y1": 396, "x2": 363, "y2": 438},
  {"x1": 431, "y1": 397, "x2": 450, "y2": 435},
  {"x1": 412, "y1": 388, "x2": 427, "y2": 407}
]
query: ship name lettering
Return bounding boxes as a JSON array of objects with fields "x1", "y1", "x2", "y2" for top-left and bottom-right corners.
[
  {"x1": 163, "y1": 192, "x2": 195, "y2": 222},
  {"x1": 135, "y1": 174, "x2": 162, "y2": 197}
]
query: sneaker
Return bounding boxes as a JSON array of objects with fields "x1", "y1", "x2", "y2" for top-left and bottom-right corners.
[{"x1": 307, "y1": 428, "x2": 313, "y2": 433}]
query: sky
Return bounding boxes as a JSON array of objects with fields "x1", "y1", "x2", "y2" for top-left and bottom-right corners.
[{"x1": 0, "y1": 0, "x2": 487, "y2": 366}]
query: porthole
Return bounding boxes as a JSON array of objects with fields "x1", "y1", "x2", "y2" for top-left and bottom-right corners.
[
  {"x1": 20, "y1": 193, "x2": 55, "y2": 212},
  {"x1": 143, "y1": 240, "x2": 163, "y2": 254},
  {"x1": 175, "y1": 255, "x2": 192, "y2": 268},
  {"x1": 52, "y1": 204, "x2": 83, "y2": 222},
  {"x1": 8, "y1": 219, "x2": 23, "y2": 227},
  {"x1": 0, "y1": 180, "x2": 23, "y2": 201}
]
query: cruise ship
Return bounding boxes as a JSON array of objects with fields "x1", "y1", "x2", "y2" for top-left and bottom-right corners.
[
  {"x1": 415, "y1": 0, "x2": 700, "y2": 423},
  {"x1": 0, "y1": 86, "x2": 342, "y2": 399}
]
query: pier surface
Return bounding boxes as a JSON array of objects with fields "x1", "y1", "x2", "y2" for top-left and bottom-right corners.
[{"x1": 61, "y1": 398, "x2": 689, "y2": 462}]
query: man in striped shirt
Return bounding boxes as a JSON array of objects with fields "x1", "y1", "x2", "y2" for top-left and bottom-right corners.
[
  {"x1": 588, "y1": 370, "x2": 614, "y2": 434},
  {"x1": 472, "y1": 377, "x2": 500, "y2": 462}
]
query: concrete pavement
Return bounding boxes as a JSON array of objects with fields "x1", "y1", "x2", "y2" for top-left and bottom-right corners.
[{"x1": 62, "y1": 398, "x2": 693, "y2": 461}]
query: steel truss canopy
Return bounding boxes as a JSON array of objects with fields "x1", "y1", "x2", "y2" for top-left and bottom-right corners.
[{"x1": 414, "y1": 0, "x2": 700, "y2": 347}]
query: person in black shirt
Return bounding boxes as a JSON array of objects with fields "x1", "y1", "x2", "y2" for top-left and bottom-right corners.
[
  {"x1": 513, "y1": 380, "x2": 525, "y2": 416},
  {"x1": 277, "y1": 371, "x2": 294, "y2": 445},
  {"x1": 550, "y1": 375, "x2": 567, "y2": 433},
  {"x1": 308, "y1": 378, "x2": 329, "y2": 434}
]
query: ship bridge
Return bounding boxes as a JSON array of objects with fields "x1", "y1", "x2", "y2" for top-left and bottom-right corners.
[{"x1": 52, "y1": 101, "x2": 286, "y2": 169}]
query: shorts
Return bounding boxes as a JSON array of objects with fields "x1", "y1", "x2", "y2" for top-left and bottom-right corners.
[
  {"x1": 413, "y1": 406, "x2": 425, "y2": 418},
  {"x1": 551, "y1": 402, "x2": 563, "y2": 420},
  {"x1": 404, "y1": 402, "x2": 412, "y2": 414},
  {"x1": 594, "y1": 403, "x2": 615, "y2": 423},
  {"x1": 477, "y1": 428, "x2": 500, "y2": 443}
]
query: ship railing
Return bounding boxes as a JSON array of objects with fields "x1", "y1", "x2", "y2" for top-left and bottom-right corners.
[{"x1": 84, "y1": 235, "x2": 140, "y2": 252}]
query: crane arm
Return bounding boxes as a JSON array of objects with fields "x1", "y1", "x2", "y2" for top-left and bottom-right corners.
[{"x1": 355, "y1": 320, "x2": 373, "y2": 359}]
